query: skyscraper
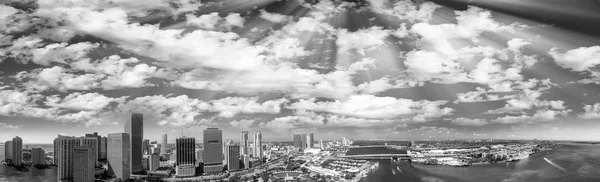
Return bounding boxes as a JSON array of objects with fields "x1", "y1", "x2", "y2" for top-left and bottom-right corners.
[
  {"x1": 293, "y1": 134, "x2": 304, "y2": 151},
  {"x1": 308, "y1": 133, "x2": 314, "y2": 148},
  {"x1": 254, "y1": 132, "x2": 262, "y2": 159},
  {"x1": 143, "y1": 139, "x2": 150, "y2": 155},
  {"x1": 125, "y1": 113, "x2": 143, "y2": 173},
  {"x1": 5, "y1": 140, "x2": 12, "y2": 164},
  {"x1": 223, "y1": 139, "x2": 233, "y2": 160},
  {"x1": 175, "y1": 136, "x2": 196, "y2": 177},
  {"x1": 240, "y1": 131, "x2": 249, "y2": 156},
  {"x1": 55, "y1": 135, "x2": 81, "y2": 181},
  {"x1": 108, "y1": 133, "x2": 130, "y2": 180},
  {"x1": 319, "y1": 139, "x2": 324, "y2": 149},
  {"x1": 85, "y1": 132, "x2": 102, "y2": 160},
  {"x1": 12, "y1": 136, "x2": 22, "y2": 166},
  {"x1": 161, "y1": 133, "x2": 167, "y2": 155},
  {"x1": 73, "y1": 146, "x2": 94, "y2": 182},
  {"x1": 149, "y1": 154, "x2": 159, "y2": 172},
  {"x1": 242, "y1": 154, "x2": 250, "y2": 169},
  {"x1": 203, "y1": 128, "x2": 223, "y2": 173},
  {"x1": 226, "y1": 145, "x2": 240, "y2": 171},
  {"x1": 195, "y1": 149, "x2": 203, "y2": 165},
  {"x1": 79, "y1": 137, "x2": 98, "y2": 166},
  {"x1": 32, "y1": 147, "x2": 45, "y2": 165},
  {"x1": 176, "y1": 137, "x2": 195, "y2": 166},
  {"x1": 101, "y1": 137, "x2": 108, "y2": 159}
]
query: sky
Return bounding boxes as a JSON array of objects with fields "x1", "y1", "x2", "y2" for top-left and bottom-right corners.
[{"x1": 1, "y1": 0, "x2": 600, "y2": 143}]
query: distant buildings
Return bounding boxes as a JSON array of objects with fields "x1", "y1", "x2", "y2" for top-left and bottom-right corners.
[
  {"x1": 4, "y1": 140, "x2": 12, "y2": 164},
  {"x1": 203, "y1": 128, "x2": 223, "y2": 173},
  {"x1": 73, "y1": 146, "x2": 95, "y2": 182},
  {"x1": 242, "y1": 154, "x2": 250, "y2": 169},
  {"x1": 12, "y1": 136, "x2": 22, "y2": 166},
  {"x1": 307, "y1": 133, "x2": 314, "y2": 148},
  {"x1": 319, "y1": 139, "x2": 324, "y2": 149},
  {"x1": 161, "y1": 133, "x2": 167, "y2": 155},
  {"x1": 143, "y1": 139, "x2": 150, "y2": 155},
  {"x1": 108, "y1": 133, "x2": 130, "y2": 180},
  {"x1": 294, "y1": 133, "x2": 316, "y2": 151},
  {"x1": 240, "y1": 131, "x2": 249, "y2": 156},
  {"x1": 226, "y1": 145, "x2": 240, "y2": 171},
  {"x1": 195, "y1": 149, "x2": 203, "y2": 165},
  {"x1": 125, "y1": 113, "x2": 144, "y2": 174},
  {"x1": 293, "y1": 134, "x2": 304, "y2": 151},
  {"x1": 254, "y1": 132, "x2": 262, "y2": 158},
  {"x1": 32, "y1": 147, "x2": 45, "y2": 165}
]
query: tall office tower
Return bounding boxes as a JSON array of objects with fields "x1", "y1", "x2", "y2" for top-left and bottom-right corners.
[
  {"x1": 85, "y1": 132, "x2": 102, "y2": 160},
  {"x1": 143, "y1": 139, "x2": 150, "y2": 155},
  {"x1": 73, "y1": 146, "x2": 94, "y2": 182},
  {"x1": 4, "y1": 140, "x2": 12, "y2": 164},
  {"x1": 254, "y1": 132, "x2": 263, "y2": 158},
  {"x1": 293, "y1": 134, "x2": 303, "y2": 150},
  {"x1": 308, "y1": 133, "x2": 314, "y2": 148},
  {"x1": 242, "y1": 154, "x2": 250, "y2": 169},
  {"x1": 226, "y1": 145, "x2": 240, "y2": 171},
  {"x1": 79, "y1": 137, "x2": 98, "y2": 166},
  {"x1": 175, "y1": 137, "x2": 196, "y2": 177},
  {"x1": 160, "y1": 133, "x2": 167, "y2": 155},
  {"x1": 55, "y1": 135, "x2": 81, "y2": 181},
  {"x1": 12, "y1": 136, "x2": 23, "y2": 166},
  {"x1": 223, "y1": 139, "x2": 233, "y2": 160},
  {"x1": 240, "y1": 131, "x2": 249, "y2": 156},
  {"x1": 148, "y1": 154, "x2": 159, "y2": 171},
  {"x1": 108, "y1": 133, "x2": 130, "y2": 180},
  {"x1": 125, "y1": 113, "x2": 143, "y2": 173},
  {"x1": 203, "y1": 128, "x2": 223, "y2": 173},
  {"x1": 319, "y1": 139, "x2": 324, "y2": 149},
  {"x1": 32, "y1": 147, "x2": 45, "y2": 165},
  {"x1": 100, "y1": 137, "x2": 108, "y2": 159},
  {"x1": 176, "y1": 137, "x2": 195, "y2": 166}
]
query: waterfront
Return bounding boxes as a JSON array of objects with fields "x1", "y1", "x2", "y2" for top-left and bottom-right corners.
[
  {"x1": 360, "y1": 143, "x2": 600, "y2": 182},
  {"x1": 0, "y1": 144, "x2": 57, "y2": 182}
]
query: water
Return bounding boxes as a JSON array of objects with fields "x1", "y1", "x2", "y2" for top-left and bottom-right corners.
[
  {"x1": 1, "y1": 144, "x2": 57, "y2": 182},
  {"x1": 360, "y1": 144, "x2": 600, "y2": 182}
]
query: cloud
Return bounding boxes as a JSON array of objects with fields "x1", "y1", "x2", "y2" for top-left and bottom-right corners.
[
  {"x1": 186, "y1": 12, "x2": 245, "y2": 30},
  {"x1": 45, "y1": 92, "x2": 127, "y2": 111},
  {"x1": 229, "y1": 119, "x2": 256, "y2": 130},
  {"x1": 578, "y1": 103, "x2": 600, "y2": 119},
  {"x1": 0, "y1": 122, "x2": 19, "y2": 129},
  {"x1": 452, "y1": 118, "x2": 488, "y2": 126},
  {"x1": 336, "y1": 26, "x2": 389, "y2": 55},
  {"x1": 549, "y1": 46, "x2": 600, "y2": 72},
  {"x1": 493, "y1": 109, "x2": 570, "y2": 124},
  {"x1": 288, "y1": 94, "x2": 453, "y2": 120},
  {"x1": 259, "y1": 10, "x2": 291, "y2": 23}
]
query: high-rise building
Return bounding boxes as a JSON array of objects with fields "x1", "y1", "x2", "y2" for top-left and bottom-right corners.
[
  {"x1": 161, "y1": 133, "x2": 167, "y2": 155},
  {"x1": 176, "y1": 137, "x2": 195, "y2": 166},
  {"x1": 319, "y1": 139, "x2": 324, "y2": 149},
  {"x1": 240, "y1": 131, "x2": 249, "y2": 156},
  {"x1": 203, "y1": 128, "x2": 223, "y2": 173},
  {"x1": 148, "y1": 154, "x2": 159, "y2": 172},
  {"x1": 79, "y1": 137, "x2": 98, "y2": 166},
  {"x1": 242, "y1": 154, "x2": 249, "y2": 169},
  {"x1": 226, "y1": 145, "x2": 240, "y2": 171},
  {"x1": 108, "y1": 133, "x2": 131, "y2": 180},
  {"x1": 85, "y1": 132, "x2": 102, "y2": 160},
  {"x1": 307, "y1": 133, "x2": 314, "y2": 148},
  {"x1": 73, "y1": 146, "x2": 94, "y2": 182},
  {"x1": 12, "y1": 136, "x2": 22, "y2": 166},
  {"x1": 293, "y1": 134, "x2": 304, "y2": 151},
  {"x1": 32, "y1": 147, "x2": 45, "y2": 165},
  {"x1": 101, "y1": 137, "x2": 108, "y2": 159},
  {"x1": 195, "y1": 149, "x2": 203, "y2": 165},
  {"x1": 125, "y1": 113, "x2": 143, "y2": 173},
  {"x1": 4, "y1": 140, "x2": 12, "y2": 164},
  {"x1": 55, "y1": 135, "x2": 81, "y2": 181},
  {"x1": 143, "y1": 139, "x2": 150, "y2": 155},
  {"x1": 254, "y1": 132, "x2": 262, "y2": 159}
]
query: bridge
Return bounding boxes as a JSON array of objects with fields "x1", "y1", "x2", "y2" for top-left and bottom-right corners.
[{"x1": 341, "y1": 154, "x2": 413, "y2": 160}]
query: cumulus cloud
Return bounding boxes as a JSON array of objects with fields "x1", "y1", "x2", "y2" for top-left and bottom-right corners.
[
  {"x1": 259, "y1": 10, "x2": 291, "y2": 23},
  {"x1": 578, "y1": 103, "x2": 600, "y2": 119},
  {"x1": 0, "y1": 122, "x2": 19, "y2": 129},
  {"x1": 336, "y1": 26, "x2": 389, "y2": 55},
  {"x1": 186, "y1": 12, "x2": 245, "y2": 30},
  {"x1": 452, "y1": 118, "x2": 488, "y2": 126},
  {"x1": 229, "y1": 119, "x2": 255, "y2": 130}
]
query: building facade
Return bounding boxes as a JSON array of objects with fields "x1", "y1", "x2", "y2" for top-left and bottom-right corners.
[
  {"x1": 203, "y1": 128, "x2": 223, "y2": 173},
  {"x1": 55, "y1": 135, "x2": 81, "y2": 181},
  {"x1": 226, "y1": 145, "x2": 240, "y2": 171},
  {"x1": 307, "y1": 133, "x2": 314, "y2": 148},
  {"x1": 176, "y1": 137, "x2": 195, "y2": 166},
  {"x1": 125, "y1": 113, "x2": 143, "y2": 174},
  {"x1": 4, "y1": 140, "x2": 12, "y2": 164},
  {"x1": 73, "y1": 146, "x2": 95, "y2": 182},
  {"x1": 240, "y1": 131, "x2": 249, "y2": 156},
  {"x1": 160, "y1": 133, "x2": 167, "y2": 155},
  {"x1": 79, "y1": 137, "x2": 98, "y2": 166},
  {"x1": 85, "y1": 132, "x2": 102, "y2": 160},
  {"x1": 143, "y1": 139, "x2": 150, "y2": 155},
  {"x1": 100, "y1": 137, "x2": 108, "y2": 159},
  {"x1": 253, "y1": 132, "x2": 262, "y2": 159},
  {"x1": 12, "y1": 136, "x2": 22, "y2": 166},
  {"x1": 148, "y1": 154, "x2": 159, "y2": 172},
  {"x1": 31, "y1": 147, "x2": 45, "y2": 165},
  {"x1": 108, "y1": 133, "x2": 131, "y2": 180}
]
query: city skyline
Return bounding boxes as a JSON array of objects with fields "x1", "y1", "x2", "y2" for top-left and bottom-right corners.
[{"x1": 1, "y1": 0, "x2": 600, "y2": 144}]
